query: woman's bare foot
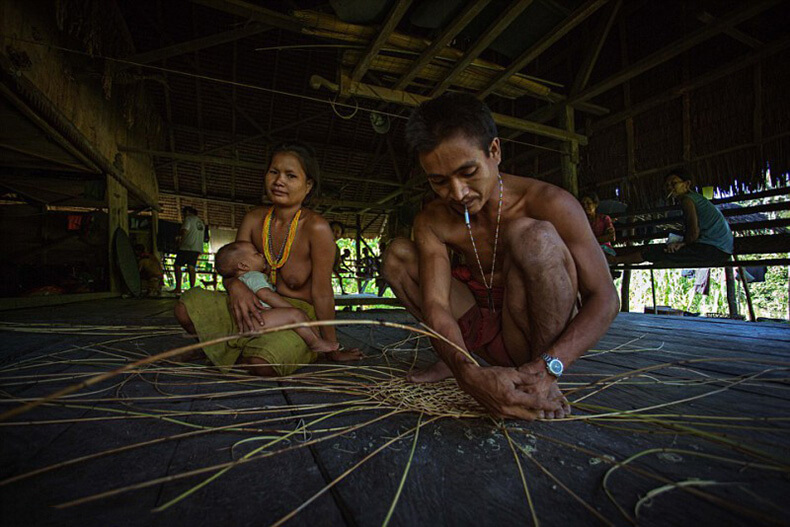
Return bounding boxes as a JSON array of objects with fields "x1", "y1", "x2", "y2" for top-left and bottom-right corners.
[
  {"x1": 407, "y1": 360, "x2": 453, "y2": 383},
  {"x1": 329, "y1": 347, "x2": 364, "y2": 361},
  {"x1": 537, "y1": 381, "x2": 571, "y2": 419},
  {"x1": 311, "y1": 339, "x2": 341, "y2": 353}
]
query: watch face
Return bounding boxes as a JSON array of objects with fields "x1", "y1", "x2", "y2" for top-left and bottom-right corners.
[{"x1": 548, "y1": 359, "x2": 563, "y2": 376}]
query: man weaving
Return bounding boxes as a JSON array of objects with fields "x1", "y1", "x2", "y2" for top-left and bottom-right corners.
[{"x1": 382, "y1": 93, "x2": 619, "y2": 420}]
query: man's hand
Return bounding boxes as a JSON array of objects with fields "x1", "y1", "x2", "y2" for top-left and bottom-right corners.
[
  {"x1": 517, "y1": 359, "x2": 571, "y2": 419},
  {"x1": 665, "y1": 242, "x2": 685, "y2": 253},
  {"x1": 456, "y1": 364, "x2": 562, "y2": 421},
  {"x1": 227, "y1": 279, "x2": 264, "y2": 333}
]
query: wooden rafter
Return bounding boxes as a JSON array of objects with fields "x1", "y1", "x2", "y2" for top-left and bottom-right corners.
[
  {"x1": 189, "y1": 0, "x2": 303, "y2": 33},
  {"x1": 392, "y1": 0, "x2": 492, "y2": 91},
  {"x1": 121, "y1": 147, "x2": 405, "y2": 188},
  {"x1": 570, "y1": 0, "x2": 622, "y2": 95},
  {"x1": 351, "y1": 0, "x2": 414, "y2": 84},
  {"x1": 160, "y1": 191, "x2": 394, "y2": 213},
  {"x1": 312, "y1": 74, "x2": 588, "y2": 145},
  {"x1": 570, "y1": 0, "x2": 781, "y2": 105},
  {"x1": 697, "y1": 11, "x2": 762, "y2": 49},
  {"x1": 430, "y1": 0, "x2": 535, "y2": 98},
  {"x1": 477, "y1": 0, "x2": 611, "y2": 100},
  {"x1": 115, "y1": 23, "x2": 271, "y2": 72},
  {"x1": 589, "y1": 33, "x2": 790, "y2": 135}
]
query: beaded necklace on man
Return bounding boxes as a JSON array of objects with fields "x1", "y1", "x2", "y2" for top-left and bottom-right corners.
[
  {"x1": 463, "y1": 172, "x2": 504, "y2": 312},
  {"x1": 262, "y1": 207, "x2": 302, "y2": 285}
]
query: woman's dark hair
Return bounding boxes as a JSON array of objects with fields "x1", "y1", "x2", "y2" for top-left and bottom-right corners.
[
  {"x1": 182, "y1": 206, "x2": 198, "y2": 216},
  {"x1": 405, "y1": 92, "x2": 498, "y2": 156},
  {"x1": 666, "y1": 168, "x2": 692, "y2": 182},
  {"x1": 580, "y1": 192, "x2": 600, "y2": 204},
  {"x1": 271, "y1": 142, "x2": 321, "y2": 204}
]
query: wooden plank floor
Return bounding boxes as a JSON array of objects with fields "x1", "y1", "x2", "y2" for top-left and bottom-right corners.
[{"x1": 1, "y1": 299, "x2": 789, "y2": 526}]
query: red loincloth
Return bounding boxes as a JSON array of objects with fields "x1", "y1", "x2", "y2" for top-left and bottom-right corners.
[{"x1": 452, "y1": 265, "x2": 514, "y2": 367}]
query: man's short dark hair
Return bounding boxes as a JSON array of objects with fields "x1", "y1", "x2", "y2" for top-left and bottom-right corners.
[
  {"x1": 405, "y1": 92, "x2": 498, "y2": 156},
  {"x1": 183, "y1": 206, "x2": 198, "y2": 216}
]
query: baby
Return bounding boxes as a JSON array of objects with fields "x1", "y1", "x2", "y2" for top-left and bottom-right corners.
[{"x1": 215, "y1": 241, "x2": 360, "y2": 360}]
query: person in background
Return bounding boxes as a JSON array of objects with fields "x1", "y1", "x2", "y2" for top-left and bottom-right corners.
[
  {"x1": 330, "y1": 221, "x2": 347, "y2": 294},
  {"x1": 580, "y1": 192, "x2": 616, "y2": 263},
  {"x1": 174, "y1": 206, "x2": 205, "y2": 295},
  {"x1": 134, "y1": 244, "x2": 163, "y2": 297},
  {"x1": 357, "y1": 247, "x2": 377, "y2": 293},
  {"x1": 612, "y1": 170, "x2": 733, "y2": 266}
]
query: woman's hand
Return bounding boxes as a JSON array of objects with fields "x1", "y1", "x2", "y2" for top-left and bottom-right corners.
[
  {"x1": 665, "y1": 242, "x2": 685, "y2": 253},
  {"x1": 227, "y1": 279, "x2": 264, "y2": 333}
]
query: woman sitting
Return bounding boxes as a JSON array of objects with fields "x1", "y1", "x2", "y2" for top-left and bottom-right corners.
[
  {"x1": 613, "y1": 170, "x2": 733, "y2": 266},
  {"x1": 580, "y1": 192, "x2": 616, "y2": 263},
  {"x1": 174, "y1": 142, "x2": 361, "y2": 376}
]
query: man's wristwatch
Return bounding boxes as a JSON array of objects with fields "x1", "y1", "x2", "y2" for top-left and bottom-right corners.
[{"x1": 541, "y1": 353, "x2": 564, "y2": 378}]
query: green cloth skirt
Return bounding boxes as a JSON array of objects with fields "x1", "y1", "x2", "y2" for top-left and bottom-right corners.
[{"x1": 180, "y1": 288, "x2": 318, "y2": 376}]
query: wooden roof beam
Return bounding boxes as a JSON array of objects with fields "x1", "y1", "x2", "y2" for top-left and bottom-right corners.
[
  {"x1": 589, "y1": 33, "x2": 790, "y2": 134},
  {"x1": 160, "y1": 191, "x2": 394, "y2": 213},
  {"x1": 393, "y1": 0, "x2": 492, "y2": 91},
  {"x1": 189, "y1": 0, "x2": 304, "y2": 33},
  {"x1": 350, "y1": 0, "x2": 414, "y2": 84},
  {"x1": 570, "y1": 0, "x2": 622, "y2": 95},
  {"x1": 430, "y1": 0, "x2": 535, "y2": 98},
  {"x1": 122, "y1": 147, "x2": 405, "y2": 188},
  {"x1": 697, "y1": 11, "x2": 762, "y2": 49},
  {"x1": 477, "y1": 0, "x2": 611, "y2": 100},
  {"x1": 115, "y1": 23, "x2": 271, "y2": 72},
  {"x1": 311, "y1": 73, "x2": 588, "y2": 145},
  {"x1": 570, "y1": 0, "x2": 781, "y2": 105}
]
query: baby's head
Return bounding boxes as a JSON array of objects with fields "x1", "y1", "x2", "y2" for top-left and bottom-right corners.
[{"x1": 215, "y1": 241, "x2": 270, "y2": 278}]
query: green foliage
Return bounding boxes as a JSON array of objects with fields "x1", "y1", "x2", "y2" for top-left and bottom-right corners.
[{"x1": 616, "y1": 264, "x2": 788, "y2": 319}]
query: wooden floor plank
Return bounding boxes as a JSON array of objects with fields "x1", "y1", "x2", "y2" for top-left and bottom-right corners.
[{"x1": 1, "y1": 299, "x2": 788, "y2": 526}]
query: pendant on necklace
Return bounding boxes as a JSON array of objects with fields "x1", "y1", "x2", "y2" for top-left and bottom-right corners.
[{"x1": 487, "y1": 288, "x2": 494, "y2": 313}]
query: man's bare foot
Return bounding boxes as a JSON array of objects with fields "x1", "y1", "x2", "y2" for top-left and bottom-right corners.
[
  {"x1": 407, "y1": 360, "x2": 453, "y2": 383},
  {"x1": 538, "y1": 381, "x2": 571, "y2": 419},
  {"x1": 329, "y1": 347, "x2": 364, "y2": 361}
]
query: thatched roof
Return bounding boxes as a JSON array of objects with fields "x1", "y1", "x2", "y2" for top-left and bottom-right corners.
[{"x1": 47, "y1": 0, "x2": 790, "y2": 232}]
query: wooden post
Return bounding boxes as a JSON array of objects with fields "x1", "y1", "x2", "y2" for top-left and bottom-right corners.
[
  {"x1": 649, "y1": 269, "x2": 658, "y2": 314},
  {"x1": 620, "y1": 21, "x2": 634, "y2": 313},
  {"x1": 559, "y1": 106, "x2": 579, "y2": 196},
  {"x1": 737, "y1": 265, "x2": 756, "y2": 321},
  {"x1": 107, "y1": 175, "x2": 129, "y2": 294},
  {"x1": 620, "y1": 267, "x2": 631, "y2": 312},
  {"x1": 724, "y1": 267, "x2": 738, "y2": 317},
  {"x1": 151, "y1": 210, "x2": 159, "y2": 256},
  {"x1": 355, "y1": 214, "x2": 362, "y2": 295}
]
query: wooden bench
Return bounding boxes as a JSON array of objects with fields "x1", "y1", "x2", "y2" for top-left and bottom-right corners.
[{"x1": 608, "y1": 186, "x2": 790, "y2": 321}]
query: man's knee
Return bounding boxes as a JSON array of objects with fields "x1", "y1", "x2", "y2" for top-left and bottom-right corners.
[
  {"x1": 381, "y1": 238, "x2": 416, "y2": 281},
  {"x1": 506, "y1": 219, "x2": 567, "y2": 266},
  {"x1": 174, "y1": 301, "x2": 196, "y2": 334}
]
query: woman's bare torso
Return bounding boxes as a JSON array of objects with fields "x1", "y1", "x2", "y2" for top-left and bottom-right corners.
[{"x1": 238, "y1": 206, "x2": 319, "y2": 302}]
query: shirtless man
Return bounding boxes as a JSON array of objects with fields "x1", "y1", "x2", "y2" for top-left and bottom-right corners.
[{"x1": 382, "y1": 93, "x2": 619, "y2": 420}]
